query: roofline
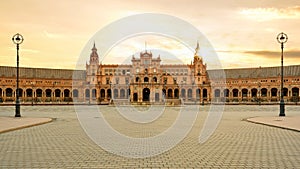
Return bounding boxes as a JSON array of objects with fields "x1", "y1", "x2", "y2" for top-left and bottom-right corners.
[
  {"x1": 1, "y1": 64, "x2": 300, "y2": 71},
  {"x1": 208, "y1": 64, "x2": 300, "y2": 71}
]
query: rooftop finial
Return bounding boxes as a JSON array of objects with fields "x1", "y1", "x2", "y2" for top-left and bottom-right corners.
[{"x1": 145, "y1": 41, "x2": 147, "y2": 52}]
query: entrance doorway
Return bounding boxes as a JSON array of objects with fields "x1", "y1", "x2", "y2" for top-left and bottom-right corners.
[
  {"x1": 143, "y1": 88, "x2": 150, "y2": 101},
  {"x1": 133, "y1": 93, "x2": 138, "y2": 102},
  {"x1": 155, "y1": 93, "x2": 159, "y2": 102}
]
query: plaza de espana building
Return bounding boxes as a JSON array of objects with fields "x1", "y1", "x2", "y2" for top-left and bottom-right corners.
[{"x1": 0, "y1": 43, "x2": 300, "y2": 105}]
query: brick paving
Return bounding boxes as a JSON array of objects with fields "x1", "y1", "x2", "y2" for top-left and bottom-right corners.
[{"x1": 0, "y1": 105, "x2": 299, "y2": 168}]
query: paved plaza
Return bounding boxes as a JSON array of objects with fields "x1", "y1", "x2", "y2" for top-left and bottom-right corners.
[{"x1": 0, "y1": 105, "x2": 300, "y2": 168}]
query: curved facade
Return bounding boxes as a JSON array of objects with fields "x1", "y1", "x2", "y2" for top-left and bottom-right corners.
[{"x1": 0, "y1": 43, "x2": 299, "y2": 105}]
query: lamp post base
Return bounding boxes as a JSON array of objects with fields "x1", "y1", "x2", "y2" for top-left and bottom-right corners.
[
  {"x1": 279, "y1": 100, "x2": 285, "y2": 116},
  {"x1": 15, "y1": 99, "x2": 21, "y2": 117}
]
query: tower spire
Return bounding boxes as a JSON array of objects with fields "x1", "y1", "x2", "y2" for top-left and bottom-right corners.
[
  {"x1": 195, "y1": 40, "x2": 200, "y2": 56},
  {"x1": 90, "y1": 42, "x2": 99, "y2": 64},
  {"x1": 92, "y1": 41, "x2": 96, "y2": 51},
  {"x1": 145, "y1": 41, "x2": 147, "y2": 52}
]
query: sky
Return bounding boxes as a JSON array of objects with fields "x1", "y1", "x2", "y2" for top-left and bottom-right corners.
[{"x1": 0, "y1": 0, "x2": 299, "y2": 70}]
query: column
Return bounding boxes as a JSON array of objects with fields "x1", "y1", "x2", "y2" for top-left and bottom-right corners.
[
  {"x1": 3, "y1": 89, "x2": 6, "y2": 102},
  {"x1": 89, "y1": 89, "x2": 92, "y2": 103},
  {"x1": 248, "y1": 90, "x2": 251, "y2": 102},
  {"x1": 130, "y1": 87, "x2": 133, "y2": 102},
  {"x1": 97, "y1": 89, "x2": 100, "y2": 102},
  {"x1": 52, "y1": 90, "x2": 55, "y2": 102},
  {"x1": 62, "y1": 90, "x2": 64, "y2": 102},
  {"x1": 173, "y1": 89, "x2": 175, "y2": 99}
]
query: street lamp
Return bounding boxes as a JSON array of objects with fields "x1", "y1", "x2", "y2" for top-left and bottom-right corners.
[
  {"x1": 277, "y1": 32, "x2": 288, "y2": 116},
  {"x1": 127, "y1": 82, "x2": 130, "y2": 102},
  {"x1": 110, "y1": 81, "x2": 113, "y2": 102},
  {"x1": 201, "y1": 85, "x2": 204, "y2": 106},
  {"x1": 258, "y1": 82, "x2": 261, "y2": 106},
  {"x1": 31, "y1": 81, "x2": 35, "y2": 106},
  {"x1": 12, "y1": 33, "x2": 24, "y2": 117}
]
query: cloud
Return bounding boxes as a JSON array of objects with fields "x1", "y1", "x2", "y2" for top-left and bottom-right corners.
[
  {"x1": 43, "y1": 30, "x2": 64, "y2": 39},
  {"x1": 216, "y1": 50, "x2": 234, "y2": 53},
  {"x1": 216, "y1": 49, "x2": 300, "y2": 59},
  {"x1": 239, "y1": 6, "x2": 300, "y2": 21},
  {"x1": 243, "y1": 50, "x2": 300, "y2": 59},
  {"x1": 8, "y1": 47, "x2": 39, "y2": 53}
]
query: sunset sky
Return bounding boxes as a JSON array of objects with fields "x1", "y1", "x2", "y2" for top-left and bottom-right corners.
[{"x1": 0, "y1": 0, "x2": 299, "y2": 70}]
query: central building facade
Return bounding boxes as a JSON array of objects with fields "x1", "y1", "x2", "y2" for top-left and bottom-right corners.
[
  {"x1": 83, "y1": 43, "x2": 210, "y2": 104},
  {"x1": 1, "y1": 43, "x2": 299, "y2": 105}
]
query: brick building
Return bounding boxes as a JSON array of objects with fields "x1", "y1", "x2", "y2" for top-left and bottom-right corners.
[{"x1": 0, "y1": 43, "x2": 299, "y2": 105}]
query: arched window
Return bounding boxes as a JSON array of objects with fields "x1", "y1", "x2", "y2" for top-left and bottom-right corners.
[
  {"x1": 127, "y1": 88, "x2": 130, "y2": 98},
  {"x1": 6, "y1": 88, "x2": 13, "y2": 97},
  {"x1": 181, "y1": 89, "x2": 186, "y2": 98},
  {"x1": 283, "y1": 88, "x2": 288, "y2": 96},
  {"x1": 36, "y1": 89, "x2": 43, "y2": 97},
  {"x1": 174, "y1": 89, "x2": 179, "y2": 98},
  {"x1": 153, "y1": 77, "x2": 157, "y2": 83},
  {"x1": 242, "y1": 89, "x2": 248, "y2": 98},
  {"x1": 55, "y1": 89, "x2": 61, "y2": 97},
  {"x1": 233, "y1": 89, "x2": 239, "y2": 97},
  {"x1": 196, "y1": 88, "x2": 201, "y2": 98},
  {"x1": 73, "y1": 89, "x2": 79, "y2": 97},
  {"x1": 136, "y1": 77, "x2": 139, "y2": 82},
  {"x1": 18, "y1": 89, "x2": 23, "y2": 97},
  {"x1": 100, "y1": 89, "x2": 105, "y2": 98},
  {"x1": 162, "y1": 89, "x2": 166, "y2": 98},
  {"x1": 85, "y1": 89, "x2": 90, "y2": 98},
  {"x1": 26, "y1": 89, "x2": 33, "y2": 97},
  {"x1": 203, "y1": 88, "x2": 207, "y2": 98},
  {"x1": 64, "y1": 89, "x2": 70, "y2": 97},
  {"x1": 46, "y1": 89, "x2": 52, "y2": 97},
  {"x1": 251, "y1": 88, "x2": 257, "y2": 97},
  {"x1": 214, "y1": 89, "x2": 220, "y2": 97},
  {"x1": 271, "y1": 88, "x2": 277, "y2": 97},
  {"x1": 120, "y1": 89, "x2": 125, "y2": 98},
  {"x1": 92, "y1": 89, "x2": 96, "y2": 98},
  {"x1": 167, "y1": 89, "x2": 173, "y2": 98},
  {"x1": 292, "y1": 87, "x2": 299, "y2": 97},
  {"x1": 224, "y1": 89, "x2": 229, "y2": 97},
  {"x1": 144, "y1": 77, "x2": 149, "y2": 83},
  {"x1": 188, "y1": 89, "x2": 192, "y2": 98},
  {"x1": 114, "y1": 89, "x2": 118, "y2": 98},
  {"x1": 107, "y1": 89, "x2": 111, "y2": 98},
  {"x1": 261, "y1": 88, "x2": 267, "y2": 97}
]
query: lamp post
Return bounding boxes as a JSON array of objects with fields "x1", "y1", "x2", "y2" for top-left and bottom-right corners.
[
  {"x1": 180, "y1": 81, "x2": 183, "y2": 105},
  {"x1": 110, "y1": 81, "x2": 113, "y2": 102},
  {"x1": 258, "y1": 82, "x2": 261, "y2": 106},
  {"x1": 31, "y1": 81, "x2": 35, "y2": 106},
  {"x1": 12, "y1": 33, "x2": 24, "y2": 117},
  {"x1": 277, "y1": 32, "x2": 288, "y2": 116},
  {"x1": 127, "y1": 82, "x2": 130, "y2": 102},
  {"x1": 202, "y1": 85, "x2": 204, "y2": 106},
  {"x1": 53, "y1": 82, "x2": 57, "y2": 103}
]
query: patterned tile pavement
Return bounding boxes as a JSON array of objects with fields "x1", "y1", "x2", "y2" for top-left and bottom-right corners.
[{"x1": 0, "y1": 105, "x2": 299, "y2": 168}]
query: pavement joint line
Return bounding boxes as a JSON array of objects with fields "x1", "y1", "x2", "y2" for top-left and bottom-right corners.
[{"x1": 0, "y1": 117, "x2": 54, "y2": 134}]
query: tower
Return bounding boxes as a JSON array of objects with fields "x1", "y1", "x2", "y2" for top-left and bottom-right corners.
[
  {"x1": 90, "y1": 42, "x2": 99, "y2": 65},
  {"x1": 86, "y1": 42, "x2": 99, "y2": 85},
  {"x1": 193, "y1": 41, "x2": 207, "y2": 85}
]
